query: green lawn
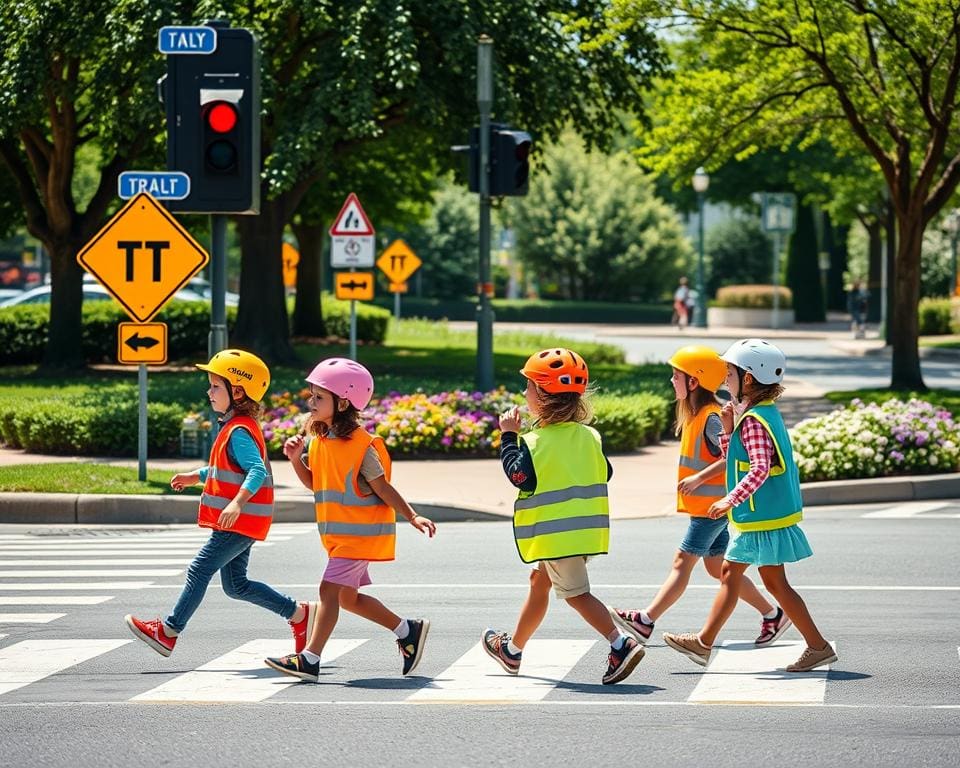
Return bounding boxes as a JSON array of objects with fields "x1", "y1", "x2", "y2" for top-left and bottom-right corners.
[
  {"x1": 0, "y1": 462, "x2": 201, "y2": 495},
  {"x1": 825, "y1": 388, "x2": 960, "y2": 414}
]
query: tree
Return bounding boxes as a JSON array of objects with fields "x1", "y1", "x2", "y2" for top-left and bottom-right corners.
[
  {"x1": 785, "y1": 201, "x2": 826, "y2": 322},
  {"x1": 705, "y1": 218, "x2": 773, "y2": 297},
  {"x1": 0, "y1": 0, "x2": 169, "y2": 369},
  {"x1": 510, "y1": 130, "x2": 691, "y2": 302},
  {"x1": 620, "y1": 0, "x2": 960, "y2": 388}
]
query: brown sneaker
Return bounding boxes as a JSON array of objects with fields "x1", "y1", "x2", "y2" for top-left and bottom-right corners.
[
  {"x1": 662, "y1": 632, "x2": 711, "y2": 667},
  {"x1": 785, "y1": 644, "x2": 837, "y2": 672}
]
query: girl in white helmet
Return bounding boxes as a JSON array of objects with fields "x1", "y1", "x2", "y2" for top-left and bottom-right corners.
[
  {"x1": 663, "y1": 339, "x2": 837, "y2": 673},
  {"x1": 264, "y1": 358, "x2": 436, "y2": 682}
]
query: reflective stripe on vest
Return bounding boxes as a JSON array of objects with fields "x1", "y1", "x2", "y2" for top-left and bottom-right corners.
[
  {"x1": 677, "y1": 404, "x2": 726, "y2": 517},
  {"x1": 197, "y1": 416, "x2": 274, "y2": 541},
  {"x1": 309, "y1": 430, "x2": 396, "y2": 561},
  {"x1": 513, "y1": 423, "x2": 609, "y2": 564}
]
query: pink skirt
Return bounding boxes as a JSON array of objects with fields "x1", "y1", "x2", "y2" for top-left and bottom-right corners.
[{"x1": 322, "y1": 557, "x2": 372, "y2": 589}]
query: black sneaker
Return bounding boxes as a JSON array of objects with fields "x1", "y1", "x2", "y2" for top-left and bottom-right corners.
[
  {"x1": 481, "y1": 628, "x2": 522, "y2": 675},
  {"x1": 397, "y1": 618, "x2": 430, "y2": 676},
  {"x1": 602, "y1": 636, "x2": 645, "y2": 685},
  {"x1": 264, "y1": 652, "x2": 319, "y2": 682}
]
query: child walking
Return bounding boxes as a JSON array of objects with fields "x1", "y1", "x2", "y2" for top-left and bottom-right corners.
[
  {"x1": 482, "y1": 348, "x2": 645, "y2": 685},
  {"x1": 125, "y1": 349, "x2": 316, "y2": 657},
  {"x1": 608, "y1": 345, "x2": 789, "y2": 646},
  {"x1": 264, "y1": 358, "x2": 436, "y2": 682},
  {"x1": 663, "y1": 339, "x2": 838, "y2": 672}
]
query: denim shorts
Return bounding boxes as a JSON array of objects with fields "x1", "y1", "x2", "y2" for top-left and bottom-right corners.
[{"x1": 679, "y1": 516, "x2": 730, "y2": 558}]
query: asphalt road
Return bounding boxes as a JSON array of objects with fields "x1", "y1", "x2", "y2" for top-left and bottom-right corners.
[{"x1": 0, "y1": 503, "x2": 958, "y2": 767}]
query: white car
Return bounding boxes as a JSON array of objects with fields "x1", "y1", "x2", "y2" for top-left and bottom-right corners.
[{"x1": 0, "y1": 283, "x2": 209, "y2": 309}]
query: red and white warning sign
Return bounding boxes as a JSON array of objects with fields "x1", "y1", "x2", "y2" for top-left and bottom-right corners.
[{"x1": 329, "y1": 193, "x2": 375, "y2": 236}]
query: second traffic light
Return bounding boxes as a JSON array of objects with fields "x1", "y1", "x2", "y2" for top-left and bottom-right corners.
[
  {"x1": 163, "y1": 25, "x2": 261, "y2": 214},
  {"x1": 468, "y1": 123, "x2": 532, "y2": 196}
]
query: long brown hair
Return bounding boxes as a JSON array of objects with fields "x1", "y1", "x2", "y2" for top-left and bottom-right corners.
[
  {"x1": 535, "y1": 386, "x2": 594, "y2": 426},
  {"x1": 674, "y1": 378, "x2": 719, "y2": 436},
  {"x1": 310, "y1": 394, "x2": 362, "y2": 438},
  {"x1": 740, "y1": 378, "x2": 785, "y2": 408}
]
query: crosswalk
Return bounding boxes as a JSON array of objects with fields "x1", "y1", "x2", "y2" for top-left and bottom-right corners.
[{"x1": 860, "y1": 501, "x2": 960, "y2": 519}]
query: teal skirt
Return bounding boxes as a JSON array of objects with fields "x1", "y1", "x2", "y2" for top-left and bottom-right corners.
[{"x1": 725, "y1": 523, "x2": 813, "y2": 566}]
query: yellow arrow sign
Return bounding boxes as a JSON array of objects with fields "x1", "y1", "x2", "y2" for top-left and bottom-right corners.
[
  {"x1": 77, "y1": 193, "x2": 209, "y2": 322},
  {"x1": 335, "y1": 271, "x2": 374, "y2": 301},
  {"x1": 377, "y1": 239, "x2": 421, "y2": 284},
  {"x1": 117, "y1": 322, "x2": 168, "y2": 365}
]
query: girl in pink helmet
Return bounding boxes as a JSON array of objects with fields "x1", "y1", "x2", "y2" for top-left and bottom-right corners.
[{"x1": 264, "y1": 358, "x2": 436, "y2": 682}]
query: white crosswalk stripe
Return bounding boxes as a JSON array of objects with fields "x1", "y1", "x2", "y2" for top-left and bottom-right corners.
[
  {"x1": 861, "y1": 502, "x2": 959, "y2": 518},
  {"x1": 0, "y1": 613, "x2": 66, "y2": 624},
  {"x1": 0, "y1": 596, "x2": 113, "y2": 605},
  {"x1": 132, "y1": 639, "x2": 367, "y2": 703},
  {"x1": 0, "y1": 569, "x2": 182, "y2": 577},
  {"x1": 0, "y1": 639, "x2": 130, "y2": 696},
  {"x1": 0, "y1": 559, "x2": 190, "y2": 566}
]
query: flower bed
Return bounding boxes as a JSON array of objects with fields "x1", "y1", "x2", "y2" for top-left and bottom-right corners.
[{"x1": 791, "y1": 398, "x2": 960, "y2": 482}]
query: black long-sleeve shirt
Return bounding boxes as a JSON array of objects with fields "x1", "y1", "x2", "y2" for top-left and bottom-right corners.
[{"x1": 499, "y1": 431, "x2": 613, "y2": 493}]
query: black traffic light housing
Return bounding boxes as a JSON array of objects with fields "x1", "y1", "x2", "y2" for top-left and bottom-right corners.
[
  {"x1": 163, "y1": 24, "x2": 260, "y2": 214},
  {"x1": 467, "y1": 123, "x2": 532, "y2": 196}
]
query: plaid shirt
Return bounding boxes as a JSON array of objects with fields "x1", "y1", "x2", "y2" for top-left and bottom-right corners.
[{"x1": 718, "y1": 416, "x2": 773, "y2": 507}]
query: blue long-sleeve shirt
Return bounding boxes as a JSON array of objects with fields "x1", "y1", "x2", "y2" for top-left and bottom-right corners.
[{"x1": 194, "y1": 426, "x2": 267, "y2": 494}]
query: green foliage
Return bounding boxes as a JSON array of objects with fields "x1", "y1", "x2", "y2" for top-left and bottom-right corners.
[
  {"x1": 592, "y1": 392, "x2": 670, "y2": 452},
  {"x1": 371, "y1": 297, "x2": 672, "y2": 324},
  {"x1": 918, "y1": 298, "x2": 957, "y2": 336},
  {"x1": 509, "y1": 131, "x2": 692, "y2": 302},
  {"x1": 0, "y1": 463, "x2": 198, "y2": 495},
  {"x1": 785, "y1": 202, "x2": 825, "y2": 322},
  {"x1": 712, "y1": 285, "x2": 792, "y2": 310},
  {"x1": 705, "y1": 218, "x2": 773, "y2": 297},
  {"x1": 318, "y1": 294, "x2": 391, "y2": 342}
]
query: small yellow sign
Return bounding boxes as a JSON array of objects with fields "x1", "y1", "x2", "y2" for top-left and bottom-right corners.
[
  {"x1": 335, "y1": 271, "x2": 374, "y2": 301},
  {"x1": 77, "y1": 193, "x2": 209, "y2": 322},
  {"x1": 377, "y1": 239, "x2": 422, "y2": 284},
  {"x1": 388, "y1": 281, "x2": 408, "y2": 293},
  {"x1": 117, "y1": 322, "x2": 168, "y2": 365},
  {"x1": 282, "y1": 242, "x2": 300, "y2": 288}
]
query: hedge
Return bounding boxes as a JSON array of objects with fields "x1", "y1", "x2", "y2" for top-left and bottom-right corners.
[
  {"x1": 370, "y1": 297, "x2": 673, "y2": 324},
  {"x1": 918, "y1": 296, "x2": 960, "y2": 335},
  {"x1": 710, "y1": 284, "x2": 793, "y2": 310}
]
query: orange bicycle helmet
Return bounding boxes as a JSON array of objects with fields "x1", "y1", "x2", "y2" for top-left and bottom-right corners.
[
  {"x1": 667, "y1": 345, "x2": 727, "y2": 392},
  {"x1": 520, "y1": 348, "x2": 589, "y2": 394}
]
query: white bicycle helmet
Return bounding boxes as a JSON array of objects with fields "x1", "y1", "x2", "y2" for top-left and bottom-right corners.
[{"x1": 720, "y1": 339, "x2": 786, "y2": 385}]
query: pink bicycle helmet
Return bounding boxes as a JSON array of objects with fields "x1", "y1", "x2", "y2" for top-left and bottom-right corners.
[{"x1": 305, "y1": 357, "x2": 374, "y2": 410}]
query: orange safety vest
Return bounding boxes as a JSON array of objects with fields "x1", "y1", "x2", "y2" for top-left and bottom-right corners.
[
  {"x1": 308, "y1": 429, "x2": 395, "y2": 561},
  {"x1": 676, "y1": 404, "x2": 726, "y2": 517},
  {"x1": 198, "y1": 416, "x2": 274, "y2": 541}
]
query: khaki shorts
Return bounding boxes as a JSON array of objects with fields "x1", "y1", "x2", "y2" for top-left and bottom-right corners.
[{"x1": 537, "y1": 556, "x2": 590, "y2": 599}]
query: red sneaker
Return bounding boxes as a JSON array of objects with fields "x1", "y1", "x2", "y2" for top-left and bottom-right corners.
[
  {"x1": 288, "y1": 602, "x2": 317, "y2": 654},
  {"x1": 125, "y1": 615, "x2": 177, "y2": 657}
]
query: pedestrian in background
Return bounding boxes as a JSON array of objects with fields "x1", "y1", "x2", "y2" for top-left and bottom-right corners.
[
  {"x1": 848, "y1": 280, "x2": 869, "y2": 339},
  {"x1": 663, "y1": 339, "x2": 837, "y2": 673},
  {"x1": 482, "y1": 348, "x2": 645, "y2": 685},
  {"x1": 125, "y1": 349, "x2": 316, "y2": 657},
  {"x1": 609, "y1": 345, "x2": 788, "y2": 646},
  {"x1": 264, "y1": 358, "x2": 436, "y2": 682},
  {"x1": 673, "y1": 276, "x2": 691, "y2": 329}
]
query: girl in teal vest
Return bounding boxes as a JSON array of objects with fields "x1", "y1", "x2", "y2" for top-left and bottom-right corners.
[
  {"x1": 481, "y1": 348, "x2": 645, "y2": 685},
  {"x1": 663, "y1": 339, "x2": 837, "y2": 673}
]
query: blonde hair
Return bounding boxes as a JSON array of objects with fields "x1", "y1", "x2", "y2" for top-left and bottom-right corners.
[
  {"x1": 674, "y1": 382, "x2": 719, "y2": 437},
  {"x1": 535, "y1": 386, "x2": 594, "y2": 426}
]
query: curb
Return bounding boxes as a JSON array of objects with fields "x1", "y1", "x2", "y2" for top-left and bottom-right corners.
[{"x1": 1, "y1": 473, "x2": 958, "y2": 525}]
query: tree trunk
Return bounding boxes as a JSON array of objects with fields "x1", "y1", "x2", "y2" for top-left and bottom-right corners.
[
  {"x1": 826, "y1": 218, "x2": 849, "y2": 312},
  {"x1": 889, "y1": 212, "x2": 925, "y2": 390},
  {"x1": 291, "y1": 221, "x2": 327, "y2": 337},
  {"x1": 40, "y1": 242, "x2": 85, "y2": 370},
  {"x1": 233, "y1": 196, "x2": 300, "y2": 365},
  {"x1": 866, "y1": 220, "x2": 883, "y2": 324}
]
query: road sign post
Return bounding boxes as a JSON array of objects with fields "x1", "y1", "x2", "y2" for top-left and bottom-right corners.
[
  {"x1": 760, "y1": 192, "x2": 797, "y2": 330},
  {"x1": 377, "y1": 240, "x2": 421, "y2": 320}
]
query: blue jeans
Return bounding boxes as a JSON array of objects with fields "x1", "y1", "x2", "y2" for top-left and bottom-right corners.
[
  {"x1": 165, "y1": 530, "x2": 297, "y2": 633},
  {"x1": 678, "y1": 516, "x2": 730, "y2": 558}
]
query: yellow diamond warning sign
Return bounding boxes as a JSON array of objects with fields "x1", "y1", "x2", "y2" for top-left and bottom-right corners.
[
  {"x1": 377, "y1": 240, "x2": 421, "y2": 284},
  {"x1": 117, "y1": 322, "x2": 168, "y2": 365},
  {"x1": 77, "y1": 193, "x2": 209, "y2": 322}
]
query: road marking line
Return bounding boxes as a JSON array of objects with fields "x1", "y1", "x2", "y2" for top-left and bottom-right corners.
[
  {"x1": 251, "y1": 583, "x2": 960, "y2": 592},
  {"x1": 861, "y1": 502, "x2": 953, "y2": 518},
  {"x1": 0, "y1": 614, "x2": 66, "y2": 624},
  {"x1": 0, "y1": 559, "x2": 190, "y2": 566},
  {"x1": 0, "y1": 582, "x2": 154, "y2": 591},
  {"x1": 0, "y1": 569, "x2": 181, "y2": 578},
  {"x1": 0, "y1": 596, "x2": 113, "y2": 605},
  {"x1": 0, "y1": 639, "x2": 130, "y2": 696},
  {"x1": 132, "y1": 639, "x2": 367, "y2": 702},
  {"x1": 687, "y1": 640, "x2": 835, "y2": 704},
  {"x1": 0, "y1": 548, "x2": 202, "y2": 555},
  {"x1": 409, "y1": 639, "x2": 596, "y2": 703}
]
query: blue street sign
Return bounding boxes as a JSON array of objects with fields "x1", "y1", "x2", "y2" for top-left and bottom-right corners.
[
  {"x1": 118, "y1": 172, "x2": 191, "y2": 200},
  {"x1": 158, "y1": 26, "x2": 217, "y2": 55}
]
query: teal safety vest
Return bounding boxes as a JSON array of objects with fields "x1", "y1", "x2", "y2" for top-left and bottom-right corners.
[
  {"x1": 513, "y1": 422, "x2": 609, "y2": 563},
  {"x1": 726, "y1": 401, "x2": 803, "y2": 532}
]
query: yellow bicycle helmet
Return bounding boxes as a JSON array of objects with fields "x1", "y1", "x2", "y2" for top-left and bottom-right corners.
[
  {"x1": 196, "y1": 348, "x2": 271, "y2": 401},
  {"x1": 667, "y1": 345, "x2": 726, "y2": 392}
]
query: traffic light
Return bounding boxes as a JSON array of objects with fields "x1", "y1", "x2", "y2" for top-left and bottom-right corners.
[
  {"x1": 163, "y1": 25, "x2": 260, "y2": 214},
  {"x1": 466, "y1": 123, "x2": 532, "y2": 197}
]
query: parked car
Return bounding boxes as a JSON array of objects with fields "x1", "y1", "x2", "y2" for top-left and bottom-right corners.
[{"x1": 0, "y1": 283, "x2": 208, "y2": 309}]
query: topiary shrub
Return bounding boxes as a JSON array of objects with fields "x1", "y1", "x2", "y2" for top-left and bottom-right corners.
[{"x1": 712, "y1": 284, "x2": 793, "y2": 310}]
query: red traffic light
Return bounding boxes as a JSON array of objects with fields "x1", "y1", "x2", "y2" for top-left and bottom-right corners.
[{"x1": 205, "y1": 102, "x2": 238, "y2": 133}]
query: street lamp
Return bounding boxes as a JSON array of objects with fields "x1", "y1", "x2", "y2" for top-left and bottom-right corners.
[
  {"x1": 945, "y1": 208, "x2": 960, "y2": 298},
  {"x1": 692, "y1": 167, "x2": 710, "y2": 328}
]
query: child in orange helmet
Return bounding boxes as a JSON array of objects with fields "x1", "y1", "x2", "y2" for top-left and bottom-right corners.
[
  {"x1": 608, "y1": 345, "x2": 788, "y2": 647},
  {"x1": 481, "y1": 348, "x2": 644, "y2": 685}
]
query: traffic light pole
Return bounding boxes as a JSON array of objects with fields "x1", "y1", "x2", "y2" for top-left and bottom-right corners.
[
  {"x1": 209, "y1": 213, "x2": 228, "y2": 437},
  {"x1": 476, "y1": 36, "x2": 494, "y2": 392}
]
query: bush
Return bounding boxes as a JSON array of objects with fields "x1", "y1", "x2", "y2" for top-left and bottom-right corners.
[
  {"x1": 712, "y1": 284, "x2": 793, "y2": 310},
  {"x1": 918, "y1": 297, "x2": 957, "y2": 335},
  {"x1": 705, "y1": 218, "x2": 774, "y2": 298},
  {"x1": 592, "y1": 392, "x2": 670, "y2": 451},
  {"x1": 370, "y1": 297, "x2": 672, "y2": 324},
  {"x1": 317, "y1": 293, "x2": 390, "y2": 342},
  {"x1": 791, "y1": 398, "x2": 960, "y2": 482}
]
